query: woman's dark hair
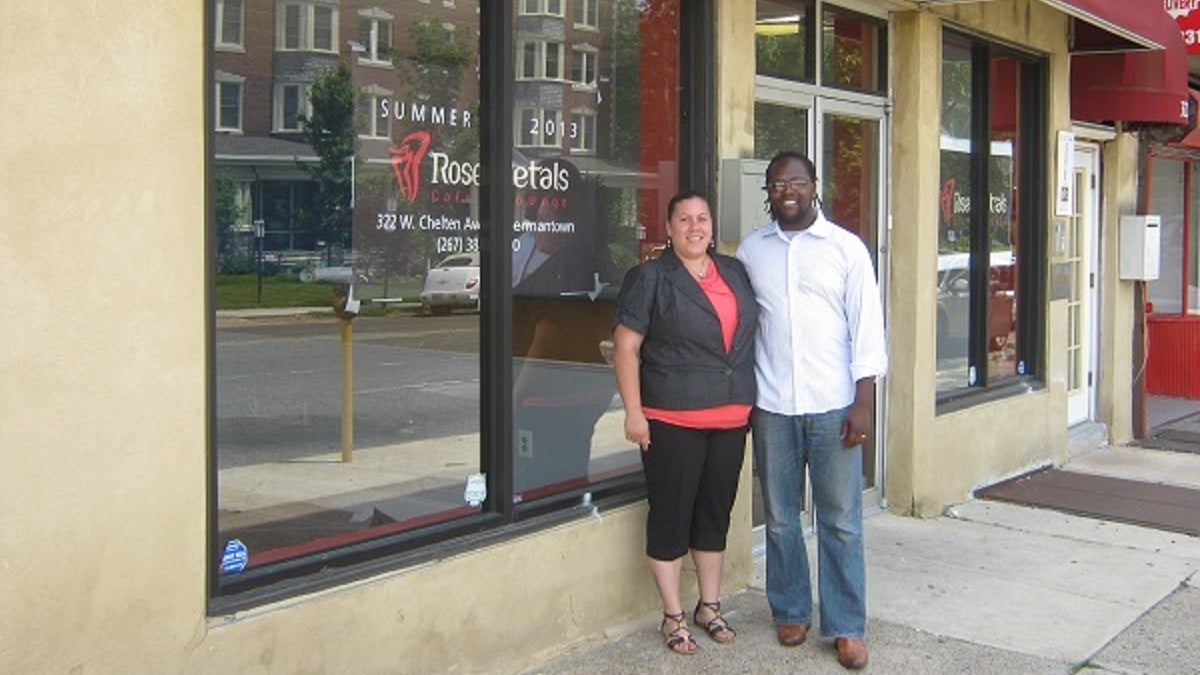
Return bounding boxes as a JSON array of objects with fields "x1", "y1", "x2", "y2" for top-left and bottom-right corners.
[
  {"x1": 666, "y1": 190, "x2": 709, "y2": 220},
  {"x1": 765, "y1": 150, "x2": 817, "y2": 184}
]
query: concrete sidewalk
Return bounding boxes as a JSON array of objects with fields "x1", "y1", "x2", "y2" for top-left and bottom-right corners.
[{"x1": 518, "y1": 444, "x2": 1200, "y2": 674}]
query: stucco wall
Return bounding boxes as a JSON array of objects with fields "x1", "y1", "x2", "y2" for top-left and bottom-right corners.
[
  {"x1": 716, "y1": 0, "x2": 756, "y2": 168},
  {"x1": 887, "y1": 10, "x2": 943, "y2": 515},
  {"x1": 888, "y1": 0, "x2": 1073, "y2": 517},
  {"x1": 0, "y1": 1, "x2": 212, "y2": 671},
  {"x1": 0, "y1": 3, "x2": 753, "y2": 673},
  {"x1": 1098, "y1": 134, "x2": 1140, "y2": 444},
  {"x1": 195, "y1": 506, "x2": 654, "y2": 674}
]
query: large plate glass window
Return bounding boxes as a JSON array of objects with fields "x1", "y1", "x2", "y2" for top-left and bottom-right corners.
[
  {"x1": 936, "y1": 31, "x2": 1045, "y2": 402},
  {"x1": 1147, "y1": 156, "x2": 1199, "y2": 315},
  {"x1": 209, "y1": 0, "x2": 686, "y2": 606},
  {"x1": 211, "y1": 0, "x2": 484, "y2": 597}
]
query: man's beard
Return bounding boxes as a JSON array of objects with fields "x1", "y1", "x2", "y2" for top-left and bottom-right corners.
[{"x1": 772, "y1": 201, "x2": 812, "y2": 226}]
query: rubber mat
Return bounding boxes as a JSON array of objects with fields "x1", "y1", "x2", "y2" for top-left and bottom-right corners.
[
  {"x1": 1138, "y1": 427, "x2": 1200, "y2": 455},
  {"x1": 976, "y1": 468, "x2": 1200, "y2": 537},
  {"x1": 1140, "y1": 410, "x2": 1200, "y2": 455}
]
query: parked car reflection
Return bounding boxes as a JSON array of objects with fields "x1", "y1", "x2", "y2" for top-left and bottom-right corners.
[
  {"x1": 936, "y1": 251, "x2": 1015, "y2": 353},
  {"x1": 419, "y1": 251, "x2": 480, "y2": 315}
]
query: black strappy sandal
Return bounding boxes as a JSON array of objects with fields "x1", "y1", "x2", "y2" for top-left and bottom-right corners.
[
  {"x1": 660, "y1": 611, "x2": 699, "y2": 655},
  {"x1": 694, "y1": 599, "x2": 736, "y2": 643}
]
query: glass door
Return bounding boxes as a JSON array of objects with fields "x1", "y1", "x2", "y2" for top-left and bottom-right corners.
[
  {"x1": 755, "y1": 93, "x2": 814, "y2": 165},
  {"x1": 1066, "y1": 142, "x2": 1099, "y2": 424},
  {"x1": 752, "y1": 0, "x2": 889, "y2": 520},
  {"x1": 816, "y1": 98, "x2": 887, "y2": 504}
]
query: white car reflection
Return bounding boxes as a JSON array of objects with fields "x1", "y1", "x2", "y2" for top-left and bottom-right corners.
[
  {"x1": 937, "y1": 251, "x2": 1015, "y2": 352},
  {"x1": 419, "y1": 252, "x2": 480, "y2": 315}
]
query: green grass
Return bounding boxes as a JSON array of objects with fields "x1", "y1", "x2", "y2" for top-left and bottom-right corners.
[{"x1": 215, "y1": 274, "x2": 423, "y2": 310}]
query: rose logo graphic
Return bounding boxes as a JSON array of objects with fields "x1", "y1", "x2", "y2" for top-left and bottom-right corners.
[
  {"x1": 390, "y1": 131, "x2": 432, "y2": 202},
  {"x1": 940, "y1": 177, "x2": 956, "y2": 227}
]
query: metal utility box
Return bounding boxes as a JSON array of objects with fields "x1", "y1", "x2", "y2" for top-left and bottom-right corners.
[
  {"x1": 1119, "y1": 215, "x2": 1161, "y2": 280},
  {"x1": 719, "y1": 158, "x2": 771, "y2": 243}
]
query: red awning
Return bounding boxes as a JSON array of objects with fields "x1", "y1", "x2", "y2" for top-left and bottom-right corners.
[
  {"x1": 1068, "y1": 0, "x2": 1189, "y2": 125},
  {"x1": 1041, "y1": 0, "x2": 1181, "y2": 52}
]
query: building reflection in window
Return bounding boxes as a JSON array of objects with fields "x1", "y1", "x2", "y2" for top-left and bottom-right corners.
[{"x1": 211, "y1": 0, "x2": 683, "y2": 584}]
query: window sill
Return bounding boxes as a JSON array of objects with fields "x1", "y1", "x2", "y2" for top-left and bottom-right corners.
[
  {"x1": 208, "y1": 478, "x2": 645, "y2": 615},
  {"x1": 355, "y1": 57, "x2": 394, "y2": 69},
  {"x1": 935, "y1": 377, "x2": 1043, "y2": 416}
]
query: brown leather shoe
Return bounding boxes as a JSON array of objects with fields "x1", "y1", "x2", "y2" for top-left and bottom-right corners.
[
  {"x1": 776, "y1": 623, "x2": 808, "y2": 646},
  {"x1": 835, "y1": 637, "x2": 868, "y2": 669}
]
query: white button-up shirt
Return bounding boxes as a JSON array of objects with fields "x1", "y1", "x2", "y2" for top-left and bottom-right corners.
[{"x1": 736, "y1": 213, "x2": 888, "y2": 415}]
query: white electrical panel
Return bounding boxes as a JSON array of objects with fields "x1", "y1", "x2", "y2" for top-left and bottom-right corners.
[
  {"x1": 718, "y1": 158, "x2": 771, "y2": 243},
  {"x1": 1118, "y1": 215, "x2": 1161, "y2": 281}
]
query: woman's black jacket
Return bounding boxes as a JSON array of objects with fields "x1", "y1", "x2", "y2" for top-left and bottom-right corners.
[{"x1": 614, "y1": 248, "x2": 757, "y2": 410}]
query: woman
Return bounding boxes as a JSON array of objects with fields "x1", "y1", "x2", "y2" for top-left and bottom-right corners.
[{"x1": 612, "y1": 191, "x2": 757, "y2": 655}]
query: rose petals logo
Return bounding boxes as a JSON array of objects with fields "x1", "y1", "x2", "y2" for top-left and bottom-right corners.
[
  {"x1": 390, "y1": 131, "x2": 432, "y2": 202},
  {"x1": 940, "y1": 177, "x2": 956, "y2": 226}
]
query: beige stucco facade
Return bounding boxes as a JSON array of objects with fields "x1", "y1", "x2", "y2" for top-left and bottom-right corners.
[
  {"x1": 883, "y1": 0, "x2": 1144, "y2": 516},
  {"x1": 2, "y1": 1, "x2": 212, "y2": 671},
  {"x1": 0, "y1": 2, "x2": 749, "y2": 672},
  {"x1": 1, "y1": 1, "x2": 1145, "y2": 672},
  {"x1": 1098, "y1": 135, "x2": 1141, "y2": 444}
]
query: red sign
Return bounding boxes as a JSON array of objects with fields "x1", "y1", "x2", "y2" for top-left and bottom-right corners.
[{"x1": 1167, "y1": 0, "x2": 1200, "y2": 54}]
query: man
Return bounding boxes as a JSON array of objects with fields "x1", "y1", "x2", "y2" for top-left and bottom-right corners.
[{"x1": 736, "y1": 151, "x2": 887, "y2": 670}]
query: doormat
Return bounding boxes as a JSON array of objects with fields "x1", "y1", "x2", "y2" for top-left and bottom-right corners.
[
  {"x1": 1140, "y1": 410, "x2": 1200, "y2": 455},
  {"x1": 1138, "y1": 427, "x2": 1200, "y2": 455},
  {"x1": 976, "y1": 468, "x2": 1200, "y2": 537}
]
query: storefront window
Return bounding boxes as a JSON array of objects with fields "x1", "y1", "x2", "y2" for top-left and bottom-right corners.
[
  {"x1": 937, "y1": 37, "x2": 972, "y2": 389},
  {"x1": 985, "y1": 55, "x2": 1020, "y2": 385},
  {"x1": 936, "y1": 32, "x2": 1044, "y2": 401},
  {"x1": 212, "y1": 0, "x2": 484, "y2": 594},
  {"x1": 210, "y1": 0, "x2": 685, "y2": 604},
  {"x1": 1147, "y1": 157, "x2": 1196, "y2": 315}
]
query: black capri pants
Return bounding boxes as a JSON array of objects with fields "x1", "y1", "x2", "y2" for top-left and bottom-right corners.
[{"x1": 641, "y1": 418, "x2": 748, "y2": 561}]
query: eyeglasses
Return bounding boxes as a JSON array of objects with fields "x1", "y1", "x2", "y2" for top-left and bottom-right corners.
[{"x1": 765, "y1": 179, "x2": 812, "y2": 192}]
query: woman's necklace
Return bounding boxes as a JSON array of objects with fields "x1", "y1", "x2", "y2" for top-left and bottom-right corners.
[{"x1": 685, "y1": 256, "x2": 710, "y2": 280}]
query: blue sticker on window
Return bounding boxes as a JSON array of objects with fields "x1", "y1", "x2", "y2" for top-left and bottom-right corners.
[{"x1": 220, "y1": 539, "x2": 248, "y2": 575}]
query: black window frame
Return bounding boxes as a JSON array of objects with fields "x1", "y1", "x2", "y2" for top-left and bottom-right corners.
[
  {"x1": 936, "y1": 30, "x2": 1047, "y2": 413},
  {"x1": 206, "y1": 0, "x2": 715, "y2": 613}
]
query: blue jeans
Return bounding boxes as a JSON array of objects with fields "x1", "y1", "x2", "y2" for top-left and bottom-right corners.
[{"x1": 753, "y1": 407, "x2": 866, "y2": 639}]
